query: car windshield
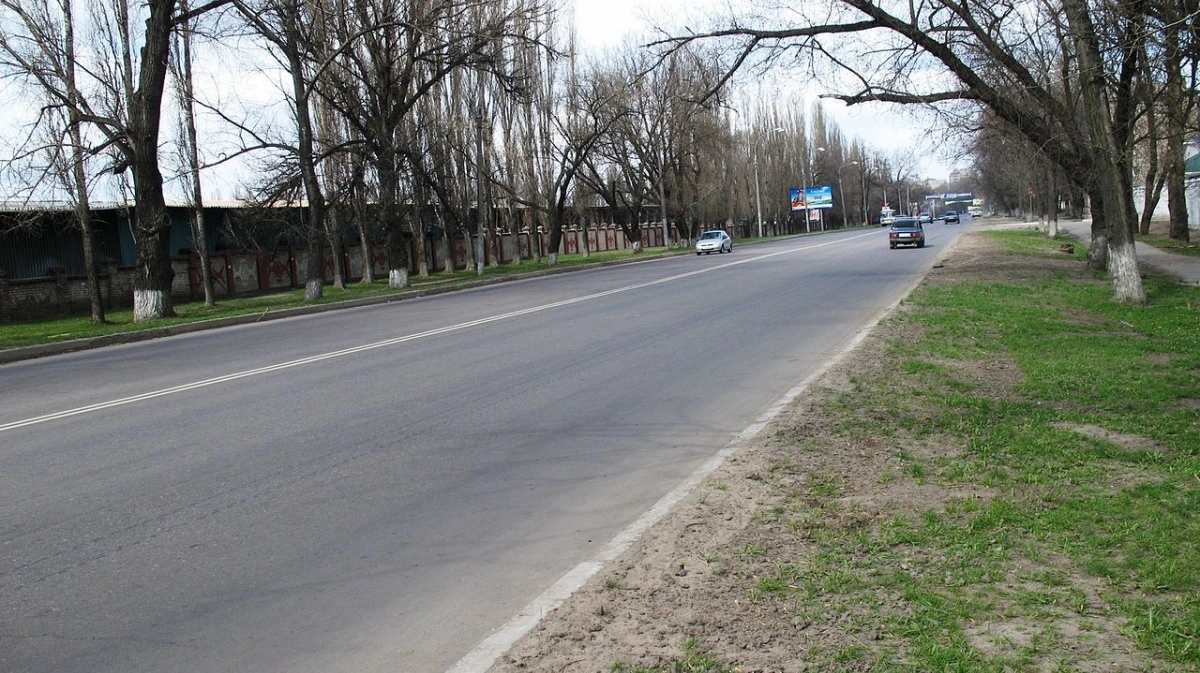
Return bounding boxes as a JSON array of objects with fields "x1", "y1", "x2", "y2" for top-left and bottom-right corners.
[{"x1": 700, "y1": 231, "x2": 723, "y2": 239}]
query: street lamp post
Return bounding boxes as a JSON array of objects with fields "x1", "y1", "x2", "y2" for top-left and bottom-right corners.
[{"x1": 838, "y1": 160, "x2": 859, "y2": 228}]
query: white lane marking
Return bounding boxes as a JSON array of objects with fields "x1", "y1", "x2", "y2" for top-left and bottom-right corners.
[
  {"x1": 0, "y1": 231, "x2": 875, "y2": 436},
  {"x1": 445, "y1": 239, "x2": 930, "y2": 673}
]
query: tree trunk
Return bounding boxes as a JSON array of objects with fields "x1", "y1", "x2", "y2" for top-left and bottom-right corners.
[
  {"x1": 1063, "y1": 0, "x2": 1144, "y2": 303},
  {"x1": 63, "y1": 0, "x2": 104, "y2": 324},
  {"x1": 1163, "y1": 14, "x2": 1190, "y2": 243},
  {"x1": 356, "y1": 178, "x2": 374, "y2": 283},
  {"x1": 581, "y1": 210, "x2": 590, "y2": 258},
  {"x1": 358, "y1": 226, "x2": 375, "y2": 283},
  {"x1": 176, "y1": 3, "x2": 215, "y2": 307},
  {"x1": 70, "y1": 141, "x2": 105, "y2": 324},
  {"x1": 530, "y1": 211, "x2": 542, "y2": 263},
  {"x1": 281, "y1": 22, "x2": 325, "y2": 302},
  {"x1": 1086, "y1": 189, "x2": 1110, "y2": 269},
  {"x1": 546, "y1": 208, "x2": 564, "y2": 266},
  {"x1": 413, "y1": 164, "x2": 431, "y2": 277},
  {"x1": 129, "y1": 0, "x2": 179, "y2": 321},
  {"x1": 326, "y1": 206, "x2": 347, "y2": 290},
  {"x1": 304, "y1": 230, "x2": 323, "y2": 300},
  {"x1": 414, "y1": 207, "x2": 430, "y2": 277},
  {"x1": 486, "y1": 178, "x2": 499, "y2": 268},
  {"x1": 506, "y1": 207, "x2": 520, "y2": 265},
  {"x1": 1138, "y1": 91, "x2": 1162, "y2": 235},
  {"x1": 378, "y1": 147, "x2": 410, "y2": 287},
  {"x1": 385, "y1": 229, "x2": 409, "y2": 289},
  {"x1": 473, "y1": 75, "x2": 488, "y2": 276},
  {"x1": 1048, "y1": 170, "x2": 1059, "y2": 238},
  {"x1": 439, "y1": 211, "x2": 455, "y2": 272}
]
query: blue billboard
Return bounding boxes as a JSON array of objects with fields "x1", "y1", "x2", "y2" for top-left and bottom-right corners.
[{"x1": 789, "y1": 185, "x2": 834, "y2": 211}]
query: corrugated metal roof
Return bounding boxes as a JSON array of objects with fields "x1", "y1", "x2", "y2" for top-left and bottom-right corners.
[{"x1": 0, "y1": 199, "x2": 267, "y2": 212}]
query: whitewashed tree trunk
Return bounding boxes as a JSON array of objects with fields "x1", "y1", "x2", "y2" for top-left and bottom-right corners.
[
  {"x1": 1107, "y1": 240, "x2": 1144, "y2": 303},
  {"x1": 133, "y1": 289, "x2": 169, "y2": 322},
  {"x1": 1047, "y1": 170, "x2": 1059, "y2": 238},
  {"x1": 304, "y1": 277, "x2": 323, "y2": 301},
  {"x1": 1063, "y1": 0, "x2": 1144, "y2": 303},
  {"x1": 389, "y1": 267, "x2": 409, "y2": 288},
  {"x1": 1087, "y1": 216, "x2": 1108, "y2": 269}
]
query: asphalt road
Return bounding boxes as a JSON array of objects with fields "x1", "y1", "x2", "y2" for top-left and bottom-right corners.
[{"x1": 0, "y1": 223, "x2": 964, "y2": 673}]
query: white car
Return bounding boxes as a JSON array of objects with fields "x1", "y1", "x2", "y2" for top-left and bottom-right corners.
[{"x1": 695, "y1": 230, "x2": 732, "y2": 255}]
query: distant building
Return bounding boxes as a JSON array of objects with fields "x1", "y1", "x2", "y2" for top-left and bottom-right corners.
[{"x1": 1132, "y1": 139, "x2": 1200, "y2": 229}]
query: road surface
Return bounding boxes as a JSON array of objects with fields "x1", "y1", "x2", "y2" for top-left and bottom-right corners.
[{"x1": 0, "y1": 223, "x2": 963, "y2": 672}]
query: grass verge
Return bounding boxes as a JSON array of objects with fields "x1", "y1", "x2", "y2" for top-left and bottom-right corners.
[{"x1": 653, "y1": 229, "x2": 1200, "y2": 671}]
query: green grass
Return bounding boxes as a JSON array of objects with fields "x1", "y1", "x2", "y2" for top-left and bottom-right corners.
[{"x1": 643, "y1": 229, "x2": 1200, "y2": 671}]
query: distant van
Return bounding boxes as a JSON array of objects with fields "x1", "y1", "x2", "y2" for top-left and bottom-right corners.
[{"x1": 968, "y1": 206, "x2": 983, "y2": 217}]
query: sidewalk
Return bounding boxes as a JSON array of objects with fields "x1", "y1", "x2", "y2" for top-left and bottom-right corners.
[{"x1": 1044, "y1": 220, "x2": 1200, "y2": 285}]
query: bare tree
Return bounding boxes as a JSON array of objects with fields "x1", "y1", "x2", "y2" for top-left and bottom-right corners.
[
  {"x1": 500, "y1": 32, "x2": 626, "y2": 265},
  {"x1": 662, "y1": 0, "x2": 1152, "y2": 302},
  {"x1": 576, "y1": 45, "x2": 726, "y2": 250},
  {"x1": 1155, "y1": 0, "x2": 1193, "y2": 242},
  {"x1": 234, "y1": 0, "x2": 335, "y2": 301},
  {"x1": 2, "y1": 0, "x2": 112, "y2": 323},
  {"x1": 1, "y1": 0, "x2": 231, "y2": 320},
  {"x1": 317, "y1": 0, "x2": 543, "y2": 284},
  {"x1": 170, "y1": 0, "x2": 216, "y2": 307}
]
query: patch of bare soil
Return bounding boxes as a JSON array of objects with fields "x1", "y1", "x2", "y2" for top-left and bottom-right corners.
[{"x1": 489, "y1": 230, "x2": 1166, "y2": 673}]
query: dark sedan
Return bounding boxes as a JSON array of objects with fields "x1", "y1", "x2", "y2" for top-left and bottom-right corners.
[{"x1": 888, "y1": 217, "x2": 925, "y2": 248}]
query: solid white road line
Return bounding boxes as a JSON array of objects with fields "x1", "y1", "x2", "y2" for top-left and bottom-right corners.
[{"x1": 444, "y1": 244, "x2": 929, "y2": 673}]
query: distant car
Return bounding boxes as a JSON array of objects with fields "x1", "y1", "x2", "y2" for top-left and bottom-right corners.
[
  {"x1": 695, "y1": 230, "x2": 732, "y2": 255},
  {"x1": 888, "y1": 217, "x2": 925, "y2": 249},
  {"x1": 918, "y1": 212, "x2": 933, "y2": 224},
  {"x1": 942, "y1": 210, "x2": 959, "y2": 224}
]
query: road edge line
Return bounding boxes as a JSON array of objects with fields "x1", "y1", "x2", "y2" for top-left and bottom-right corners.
[{"x1": 445, "y1": 232, "x2": 964, "y2": 673}]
